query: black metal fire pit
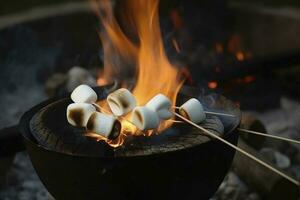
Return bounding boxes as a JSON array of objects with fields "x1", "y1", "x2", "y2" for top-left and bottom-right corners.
[{"x1": 0, "y1": 86, "x2": 240, "y2": 200}]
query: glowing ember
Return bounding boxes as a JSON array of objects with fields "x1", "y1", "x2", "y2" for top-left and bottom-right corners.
[
  {"x1": 236, "y1": 75, "x2": 256, "y2": 84},
  {"x1": 208, "y1": 81, "x2": 218, "y2": 89},
  {"x1": 89, "y1": 0, "x2": 184, "y2": 147},
  {"x1": 215, "y1": 43, "x2": 224, "y2": 54},
  {"x1": 236, "y1": 51, "x2": 245, "y2": 61}
]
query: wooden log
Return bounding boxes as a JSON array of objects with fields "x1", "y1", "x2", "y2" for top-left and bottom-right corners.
[
  {"x1": 240, "y1": 113, "x2": 267, "y2": 150},
  {"x1": 232, "y1": 139, "x2": 300, "y2": 200}
]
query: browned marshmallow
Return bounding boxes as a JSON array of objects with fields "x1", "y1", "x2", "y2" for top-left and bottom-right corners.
[
  {"x1": 131, "y1": 106, "x2": 159, "y2": 131},
  {"x1": 71, "y1": 84, "x2": 97, "y2": 103},
  {"x1": 179, "y1": 98, "x2": 206, "y2": 124},
  {"x1": 67, "y1": 103, "x2": 96, "y2": 127},
  {"x1": 87, "y1": 112, "x2": 121, "y2": 140},
  {"x1": 146, "y1": 94, "x2": 173, "y2": 120},
  {"x1": 107, "y1": 88, "x2": 136, "y2": 116}
]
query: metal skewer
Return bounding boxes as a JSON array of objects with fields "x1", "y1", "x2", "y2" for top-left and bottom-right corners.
[
  {"x1": 173, "y1": 111, "x2": 300, "y2": 186},
  {"x1": 175, "y1": 105, "x2": 300, "y2": 145},
  {"x1": 238, "y1": 128, "x2": 300, "y2": 145},
  {"x1": 174, "y1": 106, "x2": 236, "y2": 117}
]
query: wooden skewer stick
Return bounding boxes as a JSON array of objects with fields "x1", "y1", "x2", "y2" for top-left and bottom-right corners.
[
  {"x1": 238, "y1": 128, "x2": 300, "y2": 145},
  {"x1": 173, "y1": 111, "x2": 300, "y2": 186},
  {"x1": 175, "y1": 105, "x2": 300, "y2": 144},
  {"x1": 92, "y1": 103, "x2": 137, "y2": 127},
  {"x1": 173, "y1": 106, "x2": 236, "y2": 117}
]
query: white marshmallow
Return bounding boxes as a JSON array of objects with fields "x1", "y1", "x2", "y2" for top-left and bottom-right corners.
[
  {"x1": 71, "y1": 84, "x2": 97, "y2": 104},
  {"x1": 107, "y1": 88, "x2": 136, "y2": 116},
  {"x1": 179, "y1": 98, "x2": 206, "y2": 124},
  {"x1": 87, "y1": 112, "x2": 121, "y2": 140},
  {"x1": 131, "y1": 106, "x2": 159, "y2": 131},
  {"x1": 146, "y1": 94, "x2": 173, "y2": 120},
  {"x1": 67, "y1": 103, "x2": 96, "y2": 127}
]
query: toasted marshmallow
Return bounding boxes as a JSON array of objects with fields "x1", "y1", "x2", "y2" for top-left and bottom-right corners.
[
  {"x1": 107, "y1": 88, "x2": 136, "y2": 116},
  {"x1": 71, "y1": 84, "x2": 97, "y2": 104},
  {"x1": 179, "y1": 98, "x2": 206, "y2": 124},
  {"x1": 67, "y1": 103, "x2": 96, "y2": 127},
  {"x1": 131, "y1": 106, "x2": 159, "y2": 131},
  {"x1": 87, "y1": 112, "x2": 121, "y2": 140},
  {"x1": 146, "y1": 94, "x2": 173, "y2": 120}
]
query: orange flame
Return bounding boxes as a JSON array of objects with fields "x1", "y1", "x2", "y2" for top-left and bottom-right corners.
[
  {"x1": 208, "y1": 81, "x2": 218, "y2": 89},
  {"x1": 89, "y1": 0, "x2": 184, "y2": 147}
]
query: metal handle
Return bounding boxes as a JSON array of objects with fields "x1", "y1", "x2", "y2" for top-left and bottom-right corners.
[{"x1": 0, "y1": 125, "x2": 25, "y2": 157}]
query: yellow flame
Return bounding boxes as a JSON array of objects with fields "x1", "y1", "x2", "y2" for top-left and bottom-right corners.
[{"x1": 90, "y1": 0, "x2": 183, "y2": 147}]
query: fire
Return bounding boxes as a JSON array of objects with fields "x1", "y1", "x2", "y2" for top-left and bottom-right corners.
[
  {"x1": 236, "y1": 51, "x2": 245, "y2": 61},
  {"x1": 89, "y1": 0, "x2": 184, "y2": 147},
  {"x1": 208, "y1": 81, "x2": 218, "y2": 89}
]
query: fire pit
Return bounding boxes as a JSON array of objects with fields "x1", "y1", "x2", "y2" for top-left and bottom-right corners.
[{"x1": 13, "y1": 85, "x2": 240, "y2": 200}]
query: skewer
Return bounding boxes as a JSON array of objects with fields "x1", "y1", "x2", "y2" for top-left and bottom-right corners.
[
  {"x1": 174, "y1": 106, "x2": 236, "y2": 117},
  {"x1": 173, "y1": 111, "x2": 300, "y2": 186},
  {"x1": 92, "y1": 103, "x2": 137, "y2": 127},
  {"x1": 97, "y1": 101, "x2": 300, "y2": 145},
  {"x1": 176, "y1": 102, "x2": 300, "y2": 145},
  {"x1": 238, "y1": 128, "x2": 300, "y2": 145}
]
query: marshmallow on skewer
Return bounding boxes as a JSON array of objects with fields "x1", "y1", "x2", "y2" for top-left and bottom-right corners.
[
  {"x1": 71, "y1": 84, "x2": 97, "y2": 103},
  {"x1": 179, "y1": 98, "x2": 206, "y2": 124},
  {"x1": 87, "y1": 112, "x2": 121, "y2": 140},
  {"x1": 131, "y1": 106, "x2": 159, "y2": 131},
  {"x1": 107, "y1": 88, "x2": 136, "y2": 116},
  {"x1": 146, "y1": 94, "x2": 173, "y2": 120},
  {"x1": 67, "y1": 103, "x2": 96, "y2": 127}
]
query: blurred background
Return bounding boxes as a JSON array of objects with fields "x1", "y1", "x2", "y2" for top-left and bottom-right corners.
[{"x1": 1, "y1": 0, "x2": 300, "y2": 199}]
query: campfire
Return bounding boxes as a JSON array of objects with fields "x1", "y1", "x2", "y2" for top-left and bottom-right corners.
[
  {"x1": 1, "y1": 0, "x2": 300, "y2": 199},
  {"x1": 63, "y1": 0, "x2": 300, "y2": 188},
  {"x1": 85, "y1": 0, "x2": 184, "y2": 147}
]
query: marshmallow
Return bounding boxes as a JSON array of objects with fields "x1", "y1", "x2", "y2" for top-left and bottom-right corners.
[
  {"x1": 71, "y1": 84, "x2": 97, "y2": 104},
  {"x1": 146, "y1": 94, "x2": 173, "y2": 120},
  {"x1": 179, "y1": 98, "x2": 206, "y2": 124},
  {"x1": 107, "y1": 88, "x2": 136, "y2": 116},
  {"x1": 87, "y1": 112, "x2": 121, "y2": 140},
  {"x1": 67, "y1": 103, "x2": 96, "y2": 127},
  {"x1": 131, "y1": 106, "x2": 159, "y2": 131}
]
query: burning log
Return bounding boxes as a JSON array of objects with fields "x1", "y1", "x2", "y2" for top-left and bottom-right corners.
[{"x1": 232, "y1": 139, "x2": 300, "y2": 200}]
